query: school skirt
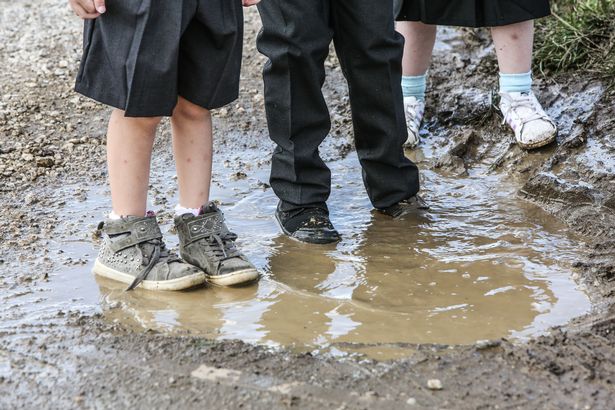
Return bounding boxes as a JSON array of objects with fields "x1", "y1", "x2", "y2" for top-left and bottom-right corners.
[
  {"x1": 75, "y1": 0, "x2": 244, "y2": 117},
  {"x1": 394, "y1": 0, "x2": 551, "y2": 27}
]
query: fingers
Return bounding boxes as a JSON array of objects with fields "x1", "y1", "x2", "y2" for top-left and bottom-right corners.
[
  {"x1": 242, "y1": 0, "x2": 261, "y2": 6},
  {"x1": 93, "y1": 0, "x2": 106, "y2": 14},
  {"x1": 68, "y1": 0, "x2": 102, "y2": 19},
  {"x1": 72, "y1": 4, "x2": 100, "y2": 19}
]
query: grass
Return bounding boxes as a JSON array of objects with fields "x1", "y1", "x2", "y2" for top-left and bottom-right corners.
[{"x1": 534, "y1": 0, "x2": 615, "y2": 83}]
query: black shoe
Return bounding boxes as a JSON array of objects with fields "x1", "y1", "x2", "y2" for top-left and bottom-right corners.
[
  {"x1": 378, "y1": 194, "x2": 430, "y2": 218},
  {"x1": 275, "y1": 205, "x2": 341, "y2": 244}
]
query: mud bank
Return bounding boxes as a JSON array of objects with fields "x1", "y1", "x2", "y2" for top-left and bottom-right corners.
[{"x1": 1, "y1": 2, "x2": 615, "y2": 409}]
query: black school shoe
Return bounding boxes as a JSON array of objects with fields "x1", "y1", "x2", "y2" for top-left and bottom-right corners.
[
  {"x1": 275, "y1": 205, "x2": 341, "y2": 244},
  {"x1": 378, "y1": 194, "x2": 430, "y2": 218}
]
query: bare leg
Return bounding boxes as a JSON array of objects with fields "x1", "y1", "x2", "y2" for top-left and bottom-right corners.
[
  {"x1": 491, "y1": 20, "x2": 534, "y2": 74},
  {"x1": 171, "y1": 97, "x2": 213, "y2": 209},
  {"x1": 396, "y1": 21, "x2": 437, "y2": 76},
  {"x1": 106, "y1": 110, "x2": 161, "y2": 216}
]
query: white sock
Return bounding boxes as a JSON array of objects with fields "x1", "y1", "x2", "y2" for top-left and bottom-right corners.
[
  {"x1": 108, "y1": 211, "x2": 122, "y2": 220},
  {"x1": 175, "y1": 204, "x2": 200, "y2": 217}
]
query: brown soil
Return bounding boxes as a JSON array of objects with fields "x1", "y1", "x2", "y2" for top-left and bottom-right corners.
[{"x1": 1, "y1": 2, "x2": 614, "y2": 409}]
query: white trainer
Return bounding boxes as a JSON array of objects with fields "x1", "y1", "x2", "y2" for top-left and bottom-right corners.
[
  {"x1": 499, "y1": 91, "x2": 557, "y2": 150},
  {"x1": 403, "y1": 96, "x2": 425, "y2": 149}
]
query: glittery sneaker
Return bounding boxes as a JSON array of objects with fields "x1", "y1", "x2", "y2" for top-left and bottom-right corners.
[{"x1": 93, "y1": 213, "x2": 206, "y2": 291}]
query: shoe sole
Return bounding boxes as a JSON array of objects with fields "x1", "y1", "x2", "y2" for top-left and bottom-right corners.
[
  {"x1": 403, "y1": 140, "x2": 419, "y2": 149},
  {"x1": 204, "y1": 269, "x2": 260, "y2": 287},
  {"x1": 275, "y1": 212, "x2": 341, "y2": 245},
  {"x1": 92, "y1": 259, "x2": 207, "y2": 291},
  {"x1": 517, "y1": 132, "x2": 557, "y2": 150}
]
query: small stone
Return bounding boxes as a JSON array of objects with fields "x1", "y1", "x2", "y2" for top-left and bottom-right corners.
[
  {"x1": 406, "y1": 397, "x2": 417, "y2": 405},
  {"x1": 475, "y1": 339, "x2": 501, "y2": 350},
  {"x1": 36, "y1": 157, "x2": 55, "y2": 168},
  {"x1": 24, "y1": 193, "x2": 38, "y2": 204},
  {"x1": 427, "y1": 379, "x2": 443, "y2": 390}
]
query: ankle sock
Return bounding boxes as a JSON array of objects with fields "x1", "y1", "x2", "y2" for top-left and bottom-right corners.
[
  {"x1": 499, "y1": 71, "x2": 532, "y2": 94},
  {"x1": 175, "y1": 204, "x2": 200, "y2": 217},
  {"x1": 108, "y1": 211, "x2": 121, "y2": 220},
  {"x1": 401, "y1": 74, "x2": 427, "y2": 100}
]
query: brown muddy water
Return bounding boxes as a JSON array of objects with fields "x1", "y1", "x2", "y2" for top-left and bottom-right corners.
[{"x1": 2, "y1": 137, "x2": 593, "y2": 360}]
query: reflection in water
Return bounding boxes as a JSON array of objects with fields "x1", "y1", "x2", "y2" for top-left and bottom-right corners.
[{"x1": 95, "y1": 153, "x2": 591, "y2": 358}]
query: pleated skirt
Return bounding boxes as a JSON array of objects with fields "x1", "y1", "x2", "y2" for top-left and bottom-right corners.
[{"x1": 395, "y1": 0, "x2": 551, "y2": 27}]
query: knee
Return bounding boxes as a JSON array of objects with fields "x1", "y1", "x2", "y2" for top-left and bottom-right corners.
[
  {"x1": 111, "y1": 110, "x2": 162, "y2": 132},
  {"x1": 173, "y1": 98, "x2": 211, "y2": 123},
  {"x1": 135, "y1": 116, "x2": 163, "y2": 130}
]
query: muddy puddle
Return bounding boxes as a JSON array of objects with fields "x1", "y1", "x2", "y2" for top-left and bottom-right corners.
[{"x1": 2, "y1": 133, "x2": 593, "y2": 360}]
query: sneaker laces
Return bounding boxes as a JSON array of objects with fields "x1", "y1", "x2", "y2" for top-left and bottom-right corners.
[
  {"x1": 501, "y1": 92, "x2": 552, "y2": 130},
  {"x1": 405, "y1": 98, "x2": 424, "y2": 128},
  {"x1": 205, "y1": 231, "x2": 241, "y2": 263},
  {"x1": 126, "y1": 238, "x2": 162, "y2": 291}
]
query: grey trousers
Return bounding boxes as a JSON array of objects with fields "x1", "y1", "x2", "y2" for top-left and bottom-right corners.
[{"x1": 257, "y1": 0, "x2": 421, "y2": 211}]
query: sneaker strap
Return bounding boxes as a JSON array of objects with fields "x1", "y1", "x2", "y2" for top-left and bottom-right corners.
[{"x1": 104, "y1": 217, "x2": 163, "y2": 253}]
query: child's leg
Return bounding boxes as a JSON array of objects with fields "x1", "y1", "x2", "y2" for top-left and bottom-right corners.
[
  {"x1": 491, "y1": 20, "x2": 556, "y2": 150},
  {"x1": 395, "y1": 21, "x2": 435, "y2": 148},
  {"x1": 491, "y1": 20, "x2": 534, "y2": 75},
  {"x1": 397, "y1": 21, "x2": 436, "y2": 78},
  {"x1": 107, "y1": 110, "x2": 161, "y2": 216},
  {"x1": 171, "y1": 97, "x2": 213, "y2": 211}
]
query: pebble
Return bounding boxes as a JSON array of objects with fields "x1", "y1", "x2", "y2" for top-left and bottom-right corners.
[{"x1": 427, "y1": 379, "x2": 443, "y2": 390}]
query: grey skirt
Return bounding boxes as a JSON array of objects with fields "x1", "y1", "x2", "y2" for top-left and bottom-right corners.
[
  {"x1": 394, "y1": 0, "x2": 550, "y2": 27},
  {"x1": 75, "y1": 0, "x2": 244, "y2": 117}
]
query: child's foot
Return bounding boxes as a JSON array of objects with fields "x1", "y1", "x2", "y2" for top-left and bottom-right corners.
[
  {"x1": 275, "y1": 205, "x2": 341, "y2": 244},
  {"x1": 378, "y1": 194, "x2": 429, "y2": 218},
  {"x1": 403, "y1": 96, "x2": 425, "y2": 149},
  {"x1": 175, "y1": 203, "x2": 259, "y2": 286},
  {"x1": 93, "y1": 214, "x2": 206, "y2": 291},
  {"x1": 499, "y1": 91, "x2": 557, "y2": 150}
]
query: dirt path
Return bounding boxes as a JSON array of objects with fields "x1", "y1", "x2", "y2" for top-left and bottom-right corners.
[{"x1": 1, "y1": 2, "x2": 615, "y2": 409}]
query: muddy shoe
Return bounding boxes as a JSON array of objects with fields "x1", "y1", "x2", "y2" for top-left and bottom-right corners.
[
  {"x1": 175, "y1": 203, "x2": 259, "y2": 286},
  {"x1": 275, "y1": 205, "x2": 341, "y2": 244},
  {"x1": 378, "y1": 195, "x2": 430, "y2": 218},
  {"x1": 93, "y1": 214, "x2": 206, "y2": 291},
  {"x1": 499, "y1": 91, "x2": 557, "y2": 150},
  {"x1": 403, "y1": 96, "x2": 425, "y2": 149}
]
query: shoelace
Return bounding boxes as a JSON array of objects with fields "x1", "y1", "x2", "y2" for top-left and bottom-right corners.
[
  {"x1": 405, "y1": 100, "x2": 424, "y2": 127},
  {"x1": 501, "y1": 94, "x2": 550, "y2": 130},
  {"x1": 206, "y1": 232, "x2": 240, "y2": 262},
  {"x1": 126, "y1": 238, "x2": 162, "y2": 291}
]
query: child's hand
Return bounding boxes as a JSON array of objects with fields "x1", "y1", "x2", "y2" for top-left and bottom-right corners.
[
  {"x1": 242, "y1": 0, "x2": 261, "y2": 6},
  {"x1": 69, "y1": 0, "x2": 106, "y2": 19}
]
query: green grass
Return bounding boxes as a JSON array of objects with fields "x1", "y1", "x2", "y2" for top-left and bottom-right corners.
[{"x1": 534, "y1": 0, "x2": 615, "y2": 82}]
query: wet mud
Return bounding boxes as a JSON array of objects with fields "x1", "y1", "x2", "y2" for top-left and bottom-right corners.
[{"x1": 1, "y1": 2, "x2": 615, "y2": 409}]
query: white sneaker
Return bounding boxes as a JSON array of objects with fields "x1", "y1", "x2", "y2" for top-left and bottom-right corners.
[
  {"x1": 403, "y1": 96, "x2": 425, "y2": 149},
  {"x1": 499, "y1": 91, "x2": 557, "y2": 150}
]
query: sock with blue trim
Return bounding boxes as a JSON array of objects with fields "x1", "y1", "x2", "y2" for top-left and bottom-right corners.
[
  {"x1": 401, "y1": 74, "x2": 427, "y2": 100},
  {"x1": 499, "y1": 71, "x2": 532, "y2": 94}
]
